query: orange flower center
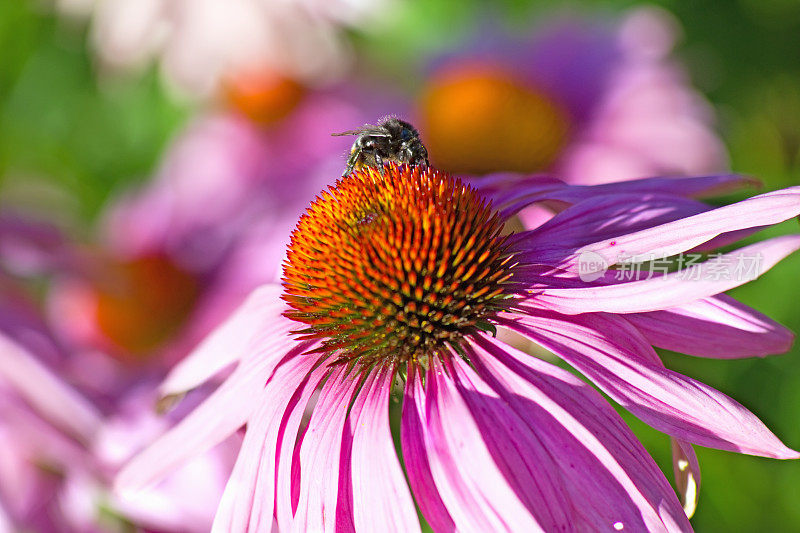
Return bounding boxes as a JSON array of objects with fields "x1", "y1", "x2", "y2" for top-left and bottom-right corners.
[
  {"x1": 92, "y1": 254, "x2": 199, "y2": 357},
  {"x1": 282, "y1": 164, "x2": 517, "y2": 369},
  {"x1": 420, "y1": 63, "x2": 570, "y2": 175}
]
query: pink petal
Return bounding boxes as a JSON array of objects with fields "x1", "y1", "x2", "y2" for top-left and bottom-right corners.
[
  {"x1": 626, "y1": 294, "x2": 794, "y2": 358},
  {"x1": 671, "y1": 438, "x2": 700, "y2": 519},
  {"x1": 400, "y1": 372, "x2": 456, "y2": 533},
  {"x1": 292, "y1": 368, "x2": 361, "y2": 532},
  {"x1": 469, "y1": 334, "x2": 691, "y2": 531},
  {"x1": 160, "y1": 284, "x2": 288, "y2": 396},
  {"x1": 0, "y1": 333, "x2": 101, "y2": 442},
  {"x1": 531, "y1": 235, "x2": 800, "y2": 314},
  {"x1": 273, "y1": 365, "x2": 329, "y2": 530},
  {"x1": 0, "y1": 396, "x2": 92, "y2": 470},
  {"x1": 570, "y1": 174, "x2": 754, "y2": 199},
  {"x1": 571, "y1": 187, "x2": 800, "y2": 269},
  {"x1": 488, "y1": 173, "x2": 755, "y2": 219},
  {"x1": 504, "y1": 311, "x2": 800, "y2": 459},
  {"x1": 212, "y1": 354, "x2": 323, "y2": 533},
  {"x1": 116, "y1": 340, "x2": 308, "y2": 493},
  {"x1": 0, "y1": 214, "x2": 72, "y2": 276},
  {"x1": 512, "y1": 193, "x2": 708, "y2": 264},
  {"x1": 0, "y1": 500, "x2": 12, "y2": 532},
  {"x1": 449, "y1": 358, "x2": 575, "y2": 529},
  {"x1": 348, "y1": 369, "x2": 420, "y2": 533},
  {"x1": 403, "y1": 359, "x2": 564, "y2": 531}
]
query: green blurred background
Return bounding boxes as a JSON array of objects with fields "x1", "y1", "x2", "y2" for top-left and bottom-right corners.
[{"x1": 1, "y1": 1, "x2": 799, "y2": 530}]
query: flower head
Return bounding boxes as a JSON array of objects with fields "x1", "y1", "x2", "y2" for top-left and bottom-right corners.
[
  {"x1": 118, "y1": 162, "x2": 800, "y2": 531},
  {"x1": 283, "y1": 165, "x2": 515, "y2": 367}
]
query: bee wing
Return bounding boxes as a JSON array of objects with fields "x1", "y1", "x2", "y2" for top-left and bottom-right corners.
[
  {"x1": 331, "y1": 130, "x2": 363, "y2": 137},
  {"x1": 331, "y1": 126, "x2": 391, "y2": 137}
]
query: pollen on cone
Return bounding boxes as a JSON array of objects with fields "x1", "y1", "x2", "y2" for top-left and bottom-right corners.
[{"x1": 282, "y1": 163, "x2": 517, "y2": 368}]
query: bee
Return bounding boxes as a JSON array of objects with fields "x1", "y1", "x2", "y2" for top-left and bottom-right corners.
[{"x1": 332, "y1": 117, "x2": 429, "y2": 176}]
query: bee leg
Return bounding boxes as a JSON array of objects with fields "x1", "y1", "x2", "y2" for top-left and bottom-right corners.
[
  {"x1": 374, "y1": 153, "x2": 385, "y2": 175},
  {"x1": 343, "y1": 152, "x2": 358, "y2": 176},
  {"x1": 405, "y1": 147, "x2": 417, "y2": 166}
]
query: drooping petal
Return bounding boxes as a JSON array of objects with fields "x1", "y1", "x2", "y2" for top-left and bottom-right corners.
[
  {"x1": 449, "y1": 358, "x2": 575, "y2": 530},
  {"x1": 160, "y1": 284, "x2": 288, "y2": 396},
  {"x1": 671, "y1": 438, "x2": 700, "y2": 519},
  {"x1": 530, "y1": 235, "x2": 800, "y2": 314},
  {"x1": 626, "y1": 294, "x2": 794, "y2": 358},
  {"x1": 116, "y1": 339, "x2": 309, "y2": 493},
  {"x1": 403, "y1": 359, "x2": 565, "y2": 532},
  {"x1": 570, "y1": 187, "x2": 800, "y2": 269},
  {"x1": 511, "y1": 193, "x2": 709, "y2": 265},
  {"x1": 0, "y1": 333, "x2": 101, "y2": 442},
  {"x1": 400, "y1": 371, "x2": 456, "y2": 533},
  {"x1": 291, "y1": 368, "x2": 360, "y2": 533},
  {"x1": 468, "y1": 334, "x2": 691, "y2": 531},
  {"x1": 504, "y1": 311, "x2": 800, "y2": 458},
  {"x1": 273, "y1": 364, "x2": 329, "y2": 530},
  {"x1": 510, "y1": 192, "x2": 769, "y2": 265},
  {"x1": 212, "y1": 354, "x2": 323, "y2": 533},
  {"x1": 347, "y1": 368, "x2": 420, "y2": 533},
  {"x1": 0, "y1": 396, "x2": 92, "y2": 471}
]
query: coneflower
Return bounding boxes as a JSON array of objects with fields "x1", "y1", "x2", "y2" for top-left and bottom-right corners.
[{"x1": 118, "y1": 163, "x2": 800, "y2": 532}]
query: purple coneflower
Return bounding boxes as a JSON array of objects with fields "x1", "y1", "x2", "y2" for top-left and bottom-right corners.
[
  {"x1": 119, "y1": 163, "x2": 800, "y2": 531},
  {"x1": 418, "y1": 7, "x2": 728, "y2": 184}
]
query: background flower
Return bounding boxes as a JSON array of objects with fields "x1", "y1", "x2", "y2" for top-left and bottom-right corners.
[
  {"x1": 60, "y1": 0, "x2": 392, "y2": 98},
  {"x1": 417, "y1": 7, "x2": 728, "y2": 183},
  {"x1": 0, "y1": 275, "x2": 239, "y2": 532}
]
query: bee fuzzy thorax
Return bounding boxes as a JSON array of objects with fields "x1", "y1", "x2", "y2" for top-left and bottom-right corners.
[
  {"x1": 281, "y1": 163, "x2": 517, "y2": 370},
  {"x1": 333, "y1": 117, "x2": 429, "y2": 176}
]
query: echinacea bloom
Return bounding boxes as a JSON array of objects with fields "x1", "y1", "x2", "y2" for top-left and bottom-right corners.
[
  {"x1": 419, "y1": 7, "x2": 727, "y2": 183},
  {"x1": 0, "y1": 265, "x2": 239, "y2": 532},
  {"x1": 118, "y1": 164, "x2": 800, "y2": 531}
]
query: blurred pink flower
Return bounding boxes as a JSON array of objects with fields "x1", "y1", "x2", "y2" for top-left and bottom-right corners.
[
  {"x1": 118, "y1": 166, "x2": 799, "y2": 531},
  {"x1": 0, "y1": 273, "x2": 240, "y2": 532},
  {"x1": 418, "y1": 6, "x2": 727, "y2": 184},
  {"x1": 86, "y1": 387, "x2": 243, "y2": 532},
  {"x1": 0, "y1": 348, "x2": 94, "y2": 528},
  {"x1": 559, "y1": 7, "x2": 726, "y2": 184},
  {"x1": 0, "y1": 282, "x2": 99, "y2": 531},
  {"x1": 48, "y1": 92, "x2": 365, "y2": 372}
]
